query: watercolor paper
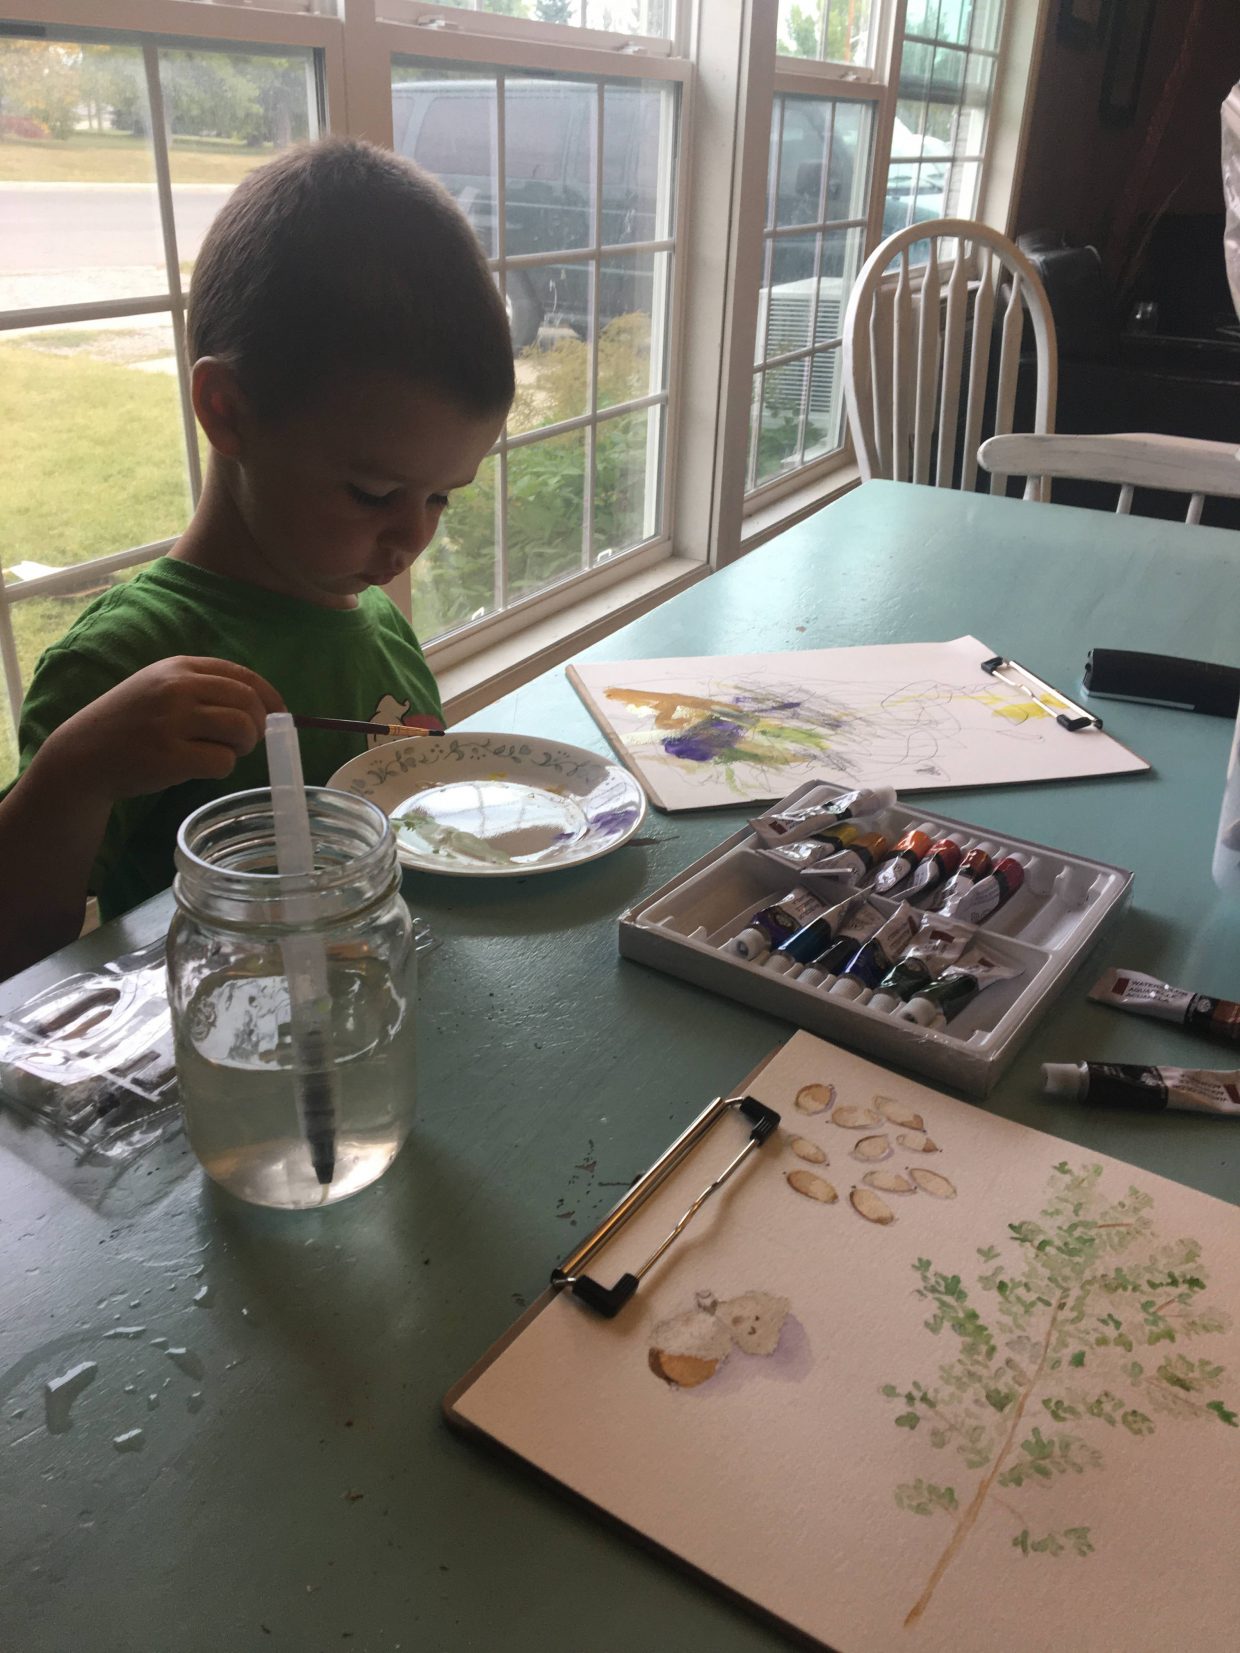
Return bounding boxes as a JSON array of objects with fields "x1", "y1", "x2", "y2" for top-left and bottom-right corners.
[
  {"x1": 567, "y1": 636, "x2": 1148, "y2": 810},
  {"x1": 450, "y1": 1033, "x2": 1239, "y2": 1652}
]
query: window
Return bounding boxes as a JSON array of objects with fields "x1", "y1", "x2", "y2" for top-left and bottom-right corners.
[
  {"x1": 0, "y1": 26, "x2": 321, "y2": 784},
  {"x1": 390, "y1": 58, "x2": 678, "y2": 646},
  {"x1": 0, "y1": 0, "x2": 1036, "y2": 781},
  {"x1": 747, "y1": 0, "x2": 1009, "y2": 504}
]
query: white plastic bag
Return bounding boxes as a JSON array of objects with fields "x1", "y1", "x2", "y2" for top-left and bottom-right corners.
[{"x1": 1224, "y1": 84, "x2": 1240, "y2": 321}]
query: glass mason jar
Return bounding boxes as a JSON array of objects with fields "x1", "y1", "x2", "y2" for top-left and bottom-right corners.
[
  {"x1": 167, "y1": 787, "x2": 416, "y2": 1210},
  {"x1": 1214, "y1": 704, "x2": 1240, "y2": 895}
]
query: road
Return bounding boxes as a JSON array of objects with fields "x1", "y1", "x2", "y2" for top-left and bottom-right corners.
[{"x1": 0, "y1": 183, "x2": 230, "y2": 273}]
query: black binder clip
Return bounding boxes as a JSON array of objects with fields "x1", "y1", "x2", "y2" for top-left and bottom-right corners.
[
  {"x1": 980, "y1": 655, "x2": 1102, "y2": 731},
  {"x1": 551, "y1": 1094, "x2": 780, "y2": 1318}
]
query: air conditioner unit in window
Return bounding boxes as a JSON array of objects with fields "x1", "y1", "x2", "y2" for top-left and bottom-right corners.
[{"x1": 756, "y1": 276, "x2": 845, "y2": 416}]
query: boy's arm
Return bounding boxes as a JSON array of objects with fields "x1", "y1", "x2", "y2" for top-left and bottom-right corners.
[{"x1": 0, "y1": 658, "x2": 283, "y2": 982}]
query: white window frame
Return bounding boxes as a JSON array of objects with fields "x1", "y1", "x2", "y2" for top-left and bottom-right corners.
[
  {"x1": 0, "y1": 0, "x2": 1047, "y2": 739},
  {"x1": 736, "y1": 0, "x2": 1047, "y2": 533}
]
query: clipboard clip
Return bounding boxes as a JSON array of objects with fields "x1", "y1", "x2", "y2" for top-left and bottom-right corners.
[
  {"x1": 980, "y1": 655, "x2": 1102, "y2": 732},
  {"x1": 551, "y1": 1094, "x2": 781, "y2": 1318}
]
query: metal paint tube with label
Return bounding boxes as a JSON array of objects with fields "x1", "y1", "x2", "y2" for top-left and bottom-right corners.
[
  {"x1": 867, "y1": 917, "x2": 974, "y2": 1013},
  {"x1": 941, "y1": 855, "x2": 1026, "y2": 924},
  {"x1": 781, "y1": 896, "x2": 884, "y2": 974},
  {"x1": 904, "y1": 837, "x2": 963, "y2": 902},
  {"x1": 1088, "y1": 967, "x2": 1240, "y2": 1045},
  {"x1": 805, "y1": 831, "x2": 890, "y2": 882},
  {"x1": 759, "y1": 822, "x2": 862, "y2": 873},
  {"x1": 728, "y1": 886, "x2": 827, "y2": 960},
  {"x1": 934, "y1": 842, "x2": 995, "y2": 912},
  {"x1": 769, "y1": 891, "x2": 874, "y2": 968},
  {"x1": 1042, "y1": 1061, "x2": 1240, "y2": 1117},
  {"x1": 828, "y1": 904, "x2": 920, "y2": 1000},
  {"x1": 868, "y1": 827, "x2": 934, "y2": 895},
  {"x1": 750, "y1": 785, "x2": 897, "y2": 846},
  {"x1": 898, "y1": 948, "x2": 1022, "y2": 1029}
]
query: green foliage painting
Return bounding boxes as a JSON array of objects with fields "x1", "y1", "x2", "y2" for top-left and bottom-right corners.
[{"x1": 882, "y1": 1162, "x2": 1237, "y2": 1627}]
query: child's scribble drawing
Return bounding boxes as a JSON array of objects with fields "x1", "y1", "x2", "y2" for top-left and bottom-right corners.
[
  {"x1": 568, "y1": 639, "x2": 1147, "y2": 809},
  {"x1": 883, "y1": 1161, "x2": 1237, "y2": 1628}
]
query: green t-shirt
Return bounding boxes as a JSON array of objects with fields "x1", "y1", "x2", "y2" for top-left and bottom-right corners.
[{"x1": 12, "y1": 558, "x2": 443, "y2": 920}]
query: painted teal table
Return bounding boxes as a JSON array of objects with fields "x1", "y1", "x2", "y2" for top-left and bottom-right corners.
[{"x1": 3, "y1": 483, "x2": 1238, "y2": 1652}]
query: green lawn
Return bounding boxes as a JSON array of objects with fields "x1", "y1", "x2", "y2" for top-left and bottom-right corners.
[
  {"x1": 0, "y1": 338, "x2": 190, "y2": 784},
  {"x1": 0, "y1": 131, "x2": 277, "y2": 185}
]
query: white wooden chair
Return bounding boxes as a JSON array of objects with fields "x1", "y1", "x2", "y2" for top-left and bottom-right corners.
[
  {"x1": 978, "y1": 432, "x2": 1240, "y2": 525},
  {"x1": 842, "y1": 218, "x2": 1057, "y2": 495}
]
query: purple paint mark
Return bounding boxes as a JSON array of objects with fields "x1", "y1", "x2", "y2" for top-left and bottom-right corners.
[
  {"x1": 589, "y1": 805, "x2": 640, "y2": 836},
  {"x1": 664, "y1": 717, "x2": 745, "y2": 763}
]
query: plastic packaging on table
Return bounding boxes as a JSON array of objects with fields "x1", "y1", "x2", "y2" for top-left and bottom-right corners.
[{"x1": 0, "y1": 940, "x2": 178, "y2": 1161}]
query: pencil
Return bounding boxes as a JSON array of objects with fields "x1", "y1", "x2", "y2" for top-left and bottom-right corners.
[{"x1": 292, "y1": 715, "x2": 444, "y2": 739}]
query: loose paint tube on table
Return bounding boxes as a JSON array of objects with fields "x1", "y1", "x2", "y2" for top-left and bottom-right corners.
[
  {"x1": 1042, "y1": 1061, "x2": 1240, "y2": 1117},
  {"x1": 1089, "y1": 967, "x2": 1240, "y2": 1045}
]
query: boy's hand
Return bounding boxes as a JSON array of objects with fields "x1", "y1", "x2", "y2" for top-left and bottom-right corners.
[{"x1": 39, "y1": 657, "x2": 285, "y2": 802}]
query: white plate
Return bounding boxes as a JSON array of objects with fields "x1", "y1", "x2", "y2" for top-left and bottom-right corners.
[{"x1": 327, "y1": 731, "x2": 647, "y2": 877}]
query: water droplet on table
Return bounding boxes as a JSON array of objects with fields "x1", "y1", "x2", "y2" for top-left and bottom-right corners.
[
  {"x1": 193, "y1": 1285, "x2": 212, "y2": 1307},
  {"x1": 112, "y1": 1429, "x2": 144, "y2": 1454},
  {"x1": 186, "y1": 1392, "x2": 204, "y2": 1414},
  {"x1": 103, "y1": 1327, "x2": 147, "y2": 1340}
]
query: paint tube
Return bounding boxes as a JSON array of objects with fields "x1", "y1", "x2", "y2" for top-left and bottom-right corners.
[
  {"x1": 802, "y1": 831, "x2": 889, "y2": 882},
  {"x1": 897, "y1": 947, "x2": 1022, "y2": 1030},
  {"x1": 759, "y1": 822, "x2": 862, "y2": 872},
  {"x1": 868, "y1": 827, "x2": 934, "y2": 895},
  {"x1": 777, "y1": 894, "x2": 881, "y2": 970},
  {"x1": 750, "y1": 785, "x2": 897, "y2": 847},
  {"x1": 829, "y1": 903, "x2": 920, "y2": 1000},
  {"x1": 866, "y1": 918, "x2": 974, "y2": 1013},
  {"x1": 903, "y1": 837, "x2": 963, "y2": 902},
  {"x1": 1041, "y1": 1062, "x2": 1240, "y2": 1118},
  {"x1": 728, "y1": 886, "x2": 826, "y2": 960},
  {"x1": 934, "y1": 842, "x2": 995, "y2": 912},
  {"x1": 1088, "y1": 967, "x2": 1240, "y2": 1046},
  {"x1": 940, "y1": 855, "x2": 1025, "y2": 924}
]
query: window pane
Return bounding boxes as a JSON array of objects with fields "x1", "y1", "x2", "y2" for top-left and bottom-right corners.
[
  {"x1": 804, "y1": 343, "x2": 845, "y2": 459},
  {"x1": 0, "y1": 672, "x2": 16, "y2": 790},
  {"x1": 602, "y1": 81, "x2": 672, "y2": 244},
  {"x1": 595, "y1": 405, "x2": 658, "y2": 560},
  {"x1": 749, "y1": 366, "x2": 807, "y2": 488},
  {"x1": 508, "y1": 261, "x2": 593, "y2": 434},
  {"x1": 0, "y1": 41, "x2": 163, "y2": 310},
  {"x1": 416, "y1": 2, "x2": 670, "y2": 32},
  {"x1": 0, "y1": 320, "x2": 188, "y2": 577},
  {"x1": 777, "y1": 0, "x2": 875, "y2": 65},
  {"x1": 507, "y1": 429, "x2": 586, "y2": 600},
  {"x1": 161, "y1": 48, "x2": 317, "y2": 277},
  {"x1": 410, "y1": 452, "x2": 500, "y2": 639},
  {"x1": 599, "y1": 250, "x2": 663, "y2": 408},
  {"x1": 11, "y1": 562, "x2": 154, "y2": 690}
]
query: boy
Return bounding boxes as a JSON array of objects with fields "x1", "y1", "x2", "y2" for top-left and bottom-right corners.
[{"x1": 0, "y1": 138, "x2": 513, "y2": 980}]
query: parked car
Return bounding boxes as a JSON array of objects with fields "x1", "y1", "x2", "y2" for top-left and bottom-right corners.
[{"x1": 392, "y1": 76, "x2": 666, "y2": 348}]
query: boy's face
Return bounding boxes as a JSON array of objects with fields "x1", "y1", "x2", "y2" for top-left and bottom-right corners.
[{"x1": 224, "y1": 371, "x2": 506, "y2": 609}]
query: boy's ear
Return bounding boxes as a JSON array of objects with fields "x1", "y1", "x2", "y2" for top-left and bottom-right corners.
[{"x1": 191, "y1": 358, "x2": 247, "y2": 459}]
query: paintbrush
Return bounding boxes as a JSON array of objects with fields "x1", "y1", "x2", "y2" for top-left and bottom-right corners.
[{"x1": 292, "y1": 715, "x2": 444, "y2": 739}]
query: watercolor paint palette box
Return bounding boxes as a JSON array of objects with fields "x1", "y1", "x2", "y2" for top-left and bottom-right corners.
[{"x1": 618, "y1": 782, "x2": 1132, "y2": 1095}]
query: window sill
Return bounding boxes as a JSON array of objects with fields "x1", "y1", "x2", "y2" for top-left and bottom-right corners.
[
  {"x1": 435, "y1": 555, "x2": 705, "y2": 723},
  {"x1": 740, "y1": 462, "x2": 862, "y2": 553}
]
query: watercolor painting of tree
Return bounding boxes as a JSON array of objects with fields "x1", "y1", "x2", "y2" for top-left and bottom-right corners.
[{"x1": 882, "y1": 1161, "x2": 1237, "y2": 1629}]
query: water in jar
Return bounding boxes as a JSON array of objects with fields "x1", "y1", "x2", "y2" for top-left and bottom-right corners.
[{"x1": 176, "y1": 952, "x2": 415, "y2": 1209}]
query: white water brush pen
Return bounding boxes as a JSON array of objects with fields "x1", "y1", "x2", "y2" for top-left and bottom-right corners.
[{"x1": 266, "y1": 712, "x2": 338, "y2": 1189}]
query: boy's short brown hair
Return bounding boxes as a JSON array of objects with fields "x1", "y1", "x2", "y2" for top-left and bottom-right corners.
[{"x1": 187, "y1": 136, "x2": 514, "y2": 418}]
